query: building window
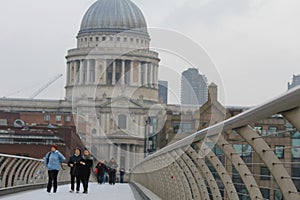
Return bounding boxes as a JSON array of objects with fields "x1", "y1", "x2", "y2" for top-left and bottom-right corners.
[
  {"x1": 117, "y1": 37, "x2": 121, "y2": 41},
  {"x1": 118, "y1": 115, "x2": 127, "y2": 129},
  {"x1": 115, "y1": 60, "x2": 122, "y2": 83},
  {"x1": 233, "y1": 144, "x2": 252, "y2": 157},
  {"x1": 260, "y1": 188, "x2": 270, "y2": 199},
  {"x1": 136, "y1": 39, "x2": 139, "y2": 43},
  {"x1": 275, "y1": 145, "x2": 284, "y2": 159},
  {"x1": 260, "y1": 166, "x2": 270, "y2": 180},
  {"x1": 65, "y1": 116, "x2": 71, "y2": 123},
  {"x1": 0, "y1": 119, "x2": 8, "y2": 126},
  {"x1": 172, "y1": 122, "x2": 192, "y2": 134},
  {"x1": 124, "y1": 38, "x2": 127, "y2": 42},
  {"x1": 85, "y1": 38, "x2": 87, "y2": 42},
  {"x1": 102, "y1": 36, "x2": 106, "y2": 41},
  {"x1": 292, "y1": 132, "x2": 300, "y2": 159},
  {"x1": 253, "y1": 126, "x2": 263, "y2": 135},
  {"x1": 92, "y1": 128, "x2": 97, "y2": 135},
  {"x1": 274, "y1": 190, "x2": 283, "y2": 200},
  {"x1": 55, "y1": 115, "x2": 62, "y2": 122},
  {"x1": 44, "y1": 115, "x2": 50, "y2": 122},
  {"x1": 110, "y1": 37, "x2": 114, "y2": 41},
  {"x1": 268, "y1": 126, "x2": 277, "y2": 135},
  {"x1": 106, "y1": 60, "x2": 113, "y2": 85},
  {"x1": 130, "y1": 38, "x2": 133, "y2": 43},
  {"x1": 96, "y1": 37, "x2": 99, "y2": 41},
  {"x1": 89, "y1": 61, "x2": 95, "y2": 83}
]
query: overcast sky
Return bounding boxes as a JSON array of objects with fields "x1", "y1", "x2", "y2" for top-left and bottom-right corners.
[{"x1": 0, "y1": 0, "x2": 299, "y2": 106}]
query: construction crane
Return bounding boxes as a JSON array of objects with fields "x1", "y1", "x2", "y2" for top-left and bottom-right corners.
[{"x1": 29, "y1": 74, "x2": 63, "y2": 99}]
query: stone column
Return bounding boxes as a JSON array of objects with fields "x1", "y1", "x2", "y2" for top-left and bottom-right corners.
[
  {"x1": 112, "y1": 61, "x2": 116, "y2": 85},
  {"x1": 144, "y1": 63, "x2": 148, "y2": 87},
  {"x1": 153, "y1": 64, "x2": 157, "y2": 88},
  {"x1": 138, "y1": 62, "x2": 142, "y2": 86},
  {"x1": 102, "y1": 59, "x2": 107, "y2": 84},
  {"x1": 121, "y1": 60, "x2": 125, "y2": 85},
  {"x1": 149, "y1": 63, "x2": 153, "y2": 88},
  {"x1": 66, "y1": 62, "x2": 70, "y2": 85},
  {"x1": 87, "y1": 59, "x2": 91, "y2": 84},
  {"x1": 117, "y1": 144, "x2": 121, "y2": 167},
  {"x1": 109, "y1": 143, "x2": 114, "y2": 160},
  {"x1": 80, "y1": 60, "x2": 84, "y2": 85},
  {"x1": 75, "y1": 61, "x2": 79, "y2": 85},
  {"x1": 155, "y1": 64, "x2": 159, "y2": 89},
  {"x1": 130, "y1": 61, "x2": 134, "y2": 86},
  {"x1": 126, "y1": 144, "x2": 130, "y2": 171}
]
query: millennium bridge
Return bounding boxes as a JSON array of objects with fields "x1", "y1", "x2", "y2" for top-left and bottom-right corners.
[{"x1": 1, "y1": 87, "x2": 300, "y2": 200}]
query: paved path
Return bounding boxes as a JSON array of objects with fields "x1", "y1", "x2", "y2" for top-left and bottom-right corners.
[{"x1": 0, "y1": 183, "x2": 141, "y2": 200}]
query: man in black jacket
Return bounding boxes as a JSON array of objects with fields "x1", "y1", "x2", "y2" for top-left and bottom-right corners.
[{"x1": 68, "y1": 147, "x2": 82, "y2": 193}]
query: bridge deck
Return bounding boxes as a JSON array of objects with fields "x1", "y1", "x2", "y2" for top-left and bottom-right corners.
[{"x1": 0, "y1": 183, "x2": 142, "y2": 200}]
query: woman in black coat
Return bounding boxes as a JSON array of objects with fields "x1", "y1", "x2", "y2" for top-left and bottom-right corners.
[
  {"x1": 78, "y1": 149, "x2": 93, "y2": 194},
  {"x1": 67, "y1": 147, "x2": 82, "y2": 193}
]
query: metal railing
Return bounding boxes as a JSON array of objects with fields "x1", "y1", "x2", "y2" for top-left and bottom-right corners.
[
  {"x1": 0, "y1": 154, "x2": 69, "y2": 195},
  {"x1": 130, "y1": 86, "x2": 300, "y2": 200}
]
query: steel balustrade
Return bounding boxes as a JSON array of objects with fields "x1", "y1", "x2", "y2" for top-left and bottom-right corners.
[
  {"x1": 130, "y1": 86, "x2": 300, "y2": 200},
  {"x1": 0, "y1": 154, "x2": 69, "y2": 191}
]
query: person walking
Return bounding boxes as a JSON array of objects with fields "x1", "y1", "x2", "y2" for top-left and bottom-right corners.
[
  {"x1": 108, "y1": 158, "x2": 118, "y2": 185},
  {"x1": 119, "y1": 167, "x2": 125, "y2": 183},
  {"x1": 44, "y1": 144, "x2": 66, "y2": 194},
  {"x1": 95, "y1": 160, "x2": 107, "y2": 184},
  {"x1": 78, "y1": 149, "x2": 93, "y2": 194},
  {"x1": 67, "y1": 147, "x2": 82, "y2": 193}
]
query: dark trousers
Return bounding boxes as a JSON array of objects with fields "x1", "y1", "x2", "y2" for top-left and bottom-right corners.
[
  {"x1": 120, "y1": 175, "x2": 124, "y2": 183},
  {"x1": 79, "y1": 173, "x2": 90, "y2": 192},
  {"x1": 97, "y1": 173, "x2": 105, "y2": 184},
  {"x1": 47, "y1": 170, "x2": 59, "y2": 193},
  {"x1": 109, "y1": 173, "x2": 116, "y2": 185},
  {"x1": 70, "y1": 174, "x2": 80, "y2": 191}
]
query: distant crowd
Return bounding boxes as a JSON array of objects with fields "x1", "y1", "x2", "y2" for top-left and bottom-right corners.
[{"x1": 44, "y1": 145, "x2": 126, "y2": 194}]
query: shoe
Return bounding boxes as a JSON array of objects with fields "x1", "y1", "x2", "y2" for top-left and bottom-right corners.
[
  {"x1": 76, "y1": 191, "x2": 79, "y2": 193},
  {"x1": 83, "y1": 191, "x2": 88, "y2": 194},
  {"x1": 69, "y1": 190, "x2": 74, "y2": 193}
]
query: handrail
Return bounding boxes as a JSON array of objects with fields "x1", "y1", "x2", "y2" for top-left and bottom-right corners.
[
  {"x1": 136, "y1": 85, "x2": 300, "y2": 165},
  {"x1": 0, "y1": 154, "x2": 69, "y2": 193},
  {"x1": 130, "y1": 86, "x2": 300, "y2": 200}
]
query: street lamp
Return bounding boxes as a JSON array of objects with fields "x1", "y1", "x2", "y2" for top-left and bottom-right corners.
[{"x1": 144, "y1": 117, "x2": 151, "y2": 158}]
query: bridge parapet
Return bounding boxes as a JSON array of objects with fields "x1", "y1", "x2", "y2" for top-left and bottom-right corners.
[
  {"x1": 0, "y1": 154, "x2": 69, "y2": 195},
  {"x1": 130, "y1": 86, "x2": 300, "y2": 200}
]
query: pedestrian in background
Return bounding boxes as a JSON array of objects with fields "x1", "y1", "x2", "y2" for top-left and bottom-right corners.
[
  {"x1": 44, "y1": 144, "x2": 66, "y2": 194},
  {"x1": 95, "y1": 160, "x2": 107, "y2": 184},
  {"x1": 68, "y1": 147, "x2": 82, "y2": 193},
  {"x1": 78, "y1": 149, "x2": 93, "y2": 194},
  {"x1": 119, "y1": 167, "x2": 125, "y2": 183},
  {"x1": 108, "y1": 158, "x2": 118, "y2": 185}
]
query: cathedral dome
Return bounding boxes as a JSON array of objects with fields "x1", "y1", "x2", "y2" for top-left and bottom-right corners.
[{"x1": 79, "y1": 0, "x2": 148, "y2": 36}]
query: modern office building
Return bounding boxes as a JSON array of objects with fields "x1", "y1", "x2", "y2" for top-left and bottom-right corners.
[
  {"x1": 288, "y1": 74, "x2": 300, "y2": 90},
  {"x1": 181, "y1": 68, "x2": 208, "y2": 106},
  {"x1": 158, "y1": 80, "x2": 168, "y2": 104}
]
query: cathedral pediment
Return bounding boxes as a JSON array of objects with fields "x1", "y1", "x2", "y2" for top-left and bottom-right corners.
[{"x1": 99, "y1": 96, "x2": 143, "y2": 108}]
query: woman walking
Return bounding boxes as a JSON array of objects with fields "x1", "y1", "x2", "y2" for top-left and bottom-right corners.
[
  {"x1": 44, "y1": 144, "x2": 66, "y2": 193},
  {"x1": 78, "y1": 149, "x2": 93, "y2": 194},
  {"x1": 67, "y1": 147, "x2": 82, "y2": 193}
]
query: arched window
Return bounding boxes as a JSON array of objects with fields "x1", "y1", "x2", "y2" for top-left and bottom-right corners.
[
  {"x1": 118, "y1": 115, "x2": 127, "y2": 129},
  {"x1": 92, "y1": 128, "x2": 97, "y2": 135}
]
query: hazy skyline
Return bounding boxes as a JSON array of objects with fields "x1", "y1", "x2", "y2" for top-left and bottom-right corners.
[{"x1": 0, "y1": 0, "x2": 299, "y2": 106}]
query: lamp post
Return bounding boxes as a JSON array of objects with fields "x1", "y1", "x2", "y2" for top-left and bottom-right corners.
[{"x1": 144, "y1": 117, "x2": 151, "y2": 158}]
